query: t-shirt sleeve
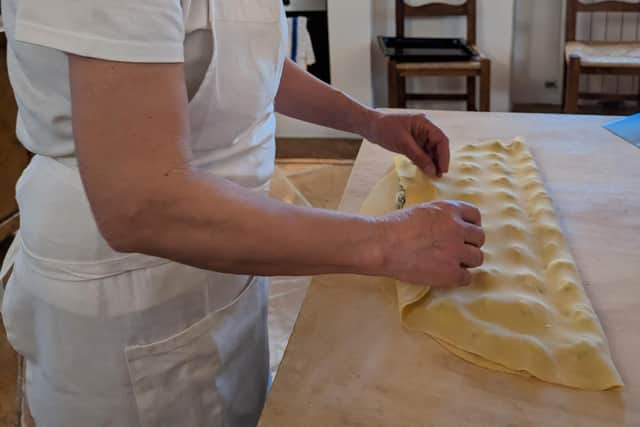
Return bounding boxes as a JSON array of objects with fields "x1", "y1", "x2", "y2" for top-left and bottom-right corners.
[{"x1": 14, "y1": 0, "x2": 185, "y2": 63}]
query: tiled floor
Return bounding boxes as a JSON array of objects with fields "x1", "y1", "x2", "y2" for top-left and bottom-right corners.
[
  {"x1": 285, "y1": 163, "x2": 353, "y2": 210},
  {"x1": 267, "y1": 161, "x2": 353, "y2": 377},
  {"x1": 0, "y1": 160, "x2": 354, "y2": 424}
]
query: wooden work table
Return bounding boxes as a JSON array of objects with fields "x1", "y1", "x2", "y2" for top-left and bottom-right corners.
[{"x1": 259, "y1": 111, "x2": 640, "y2": 427}]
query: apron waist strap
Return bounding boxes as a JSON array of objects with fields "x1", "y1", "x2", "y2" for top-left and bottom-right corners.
[
  {"x1": 16, "y1": 155, "x2": 270, "y2": 282},
  {"x1": 18, "y1": 235, "x2": 173, "y2": 282}
]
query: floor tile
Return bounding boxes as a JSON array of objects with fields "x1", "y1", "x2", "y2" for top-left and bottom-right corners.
[
  {"x1": 269, "y1": 168, "x2": 311, "y2": 208},
  {"x1": 275, "y1": 162, "x2": 327, "y2": 178},
  {"x1": 267, "y1": 163, "x2": 354, "y2": 377},
  {"x1": 287, "y1": 164, "x2": 353, "y2": 210},
  {"x1": 268, "y1": 276, "x2": 311, "y2": 378},
  {"x1": 275, "y1": 138, "x2": 361, "y2": 160}
]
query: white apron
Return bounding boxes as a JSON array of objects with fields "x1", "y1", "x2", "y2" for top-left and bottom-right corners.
[{"x1": 0, "y1": 0, "x2": 287, "y2": 426}]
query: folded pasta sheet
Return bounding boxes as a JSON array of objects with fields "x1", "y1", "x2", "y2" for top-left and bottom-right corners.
[{"x1": 361, "y1": 138, "x2": 622, "y2": 390}]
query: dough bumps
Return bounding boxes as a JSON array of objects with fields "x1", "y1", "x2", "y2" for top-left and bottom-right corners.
[{"x1": 365, "y1": 139, "x2": 622, "y2": 390}]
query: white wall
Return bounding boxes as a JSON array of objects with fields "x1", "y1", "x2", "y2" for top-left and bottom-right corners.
[
  {"x1": 278, "y1": 0, "x2": 521, "y2": 137},
  {"x1": 372, "y1": 0, "x2": 515, "y2": 112},
  {"x1": 511, "y1": 0, "x2": 640, "y2": 105},
  {"x1": 276, "y1": 0, "x2": 374, "y2": 138},
  {"x1": 511, "y1": 0, "x2": 564, "y2": 105}
]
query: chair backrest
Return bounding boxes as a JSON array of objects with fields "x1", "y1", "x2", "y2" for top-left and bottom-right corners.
[
  {"x1": 565, "y1": 0, "x2": 640, "y2": 42},
  {"x1": 395, "y1": 0, "x2": 477, "y2": 45}
]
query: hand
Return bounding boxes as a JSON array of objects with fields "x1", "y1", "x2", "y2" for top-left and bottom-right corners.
[
  {"x1": 364, "y1": 111, "x2": 450, "y2": 178},
  {"x1": 378, "y1": 200, "x2": 485, "y2": 288}
]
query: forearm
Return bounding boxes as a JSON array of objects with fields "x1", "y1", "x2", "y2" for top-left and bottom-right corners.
[
  {"x1": 113, "y1": 171, "x2": 385, "y2": 277},
  {"x1": 69, "y1": 56, "x2": 388, "y2": 278},
  {"x1": 275, "y1": 59, "x2": 379, "y2": 138}
]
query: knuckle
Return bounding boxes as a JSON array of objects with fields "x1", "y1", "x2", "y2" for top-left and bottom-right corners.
[
  {"x1": 447, "y1": 216, "x2": 463, "y2": 234},
  {"x1": 461, "y1": 273, "x2": 472, "y2": 286},
  {"x1": 442, "y1": 269, "x2": 459, "y2": 288},
  {"x1": 452, "y1": 243, "x2": 466, "y2": 260},
  {"x1": 466, "y1": 248, "x2": 480, "y2": 266},
  {"x1": 439, "y1": 200, "x2": 459, "y2": 213},
  {"x1": 455, "y1": 269, "x2": 470, "y2": 286},
  {"x1": 479, "y1": 229, "x2": 486, "y2": 246},
  {"x1": 465, "y1": 202, "x2": 479, "y2": 213},
  {"x1": 416, "y1": 203, "x2": 437, "y2": 216},
  {"x1": 429, "y1": 200, "x2": 449, "y2": 213}
]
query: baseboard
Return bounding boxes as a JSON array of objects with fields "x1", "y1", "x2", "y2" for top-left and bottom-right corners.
[
  {"x1": 276, "y1": 138, "x2": 362, "y2": 160},
  {"x1": 513, "y1": 103, "x2": 639, "y2": 115}
]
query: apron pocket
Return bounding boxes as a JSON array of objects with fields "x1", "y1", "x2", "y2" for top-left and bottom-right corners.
[
  {"x1": 1, "y1": 257, "x2": 36, "y2": 360},
  {"x1": 124, "y1": 276, "x2": 260, "y2": 427}
]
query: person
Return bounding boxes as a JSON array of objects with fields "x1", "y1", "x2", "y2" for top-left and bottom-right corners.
[{"x1": 0, "y1": 0, "x2": 485, "y2": 425}]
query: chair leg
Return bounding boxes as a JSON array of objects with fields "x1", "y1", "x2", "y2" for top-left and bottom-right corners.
[
  {"x1": 479, "y1": 59, "x2": 491, "y2": 112},
  {"x1": 561, "y1": 62, "x2": 567, "y2": 111},
  {"x1": 398, "y1": 75, "x2": 407, "y2": 108},
  {"x1": 388, "y1": 60, "x2": 400, "y2": 108},
  {"x1": 466, "y1": 76, "x2": 476, "y2": 111},
  {"x1": 564, "y1": 56, "x2": 580, "y2": 114}
]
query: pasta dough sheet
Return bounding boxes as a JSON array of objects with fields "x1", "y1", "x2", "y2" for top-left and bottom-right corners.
[{"x1": 360, "y1": 138, "x2": 622, "y2": 390}]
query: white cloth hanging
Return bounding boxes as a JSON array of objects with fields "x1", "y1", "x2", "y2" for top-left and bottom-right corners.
[{"x1": 287, "y1": 16, "x2": 316, "y2": 69}]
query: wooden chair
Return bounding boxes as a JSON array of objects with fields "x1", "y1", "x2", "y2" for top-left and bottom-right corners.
[
  {"x1": 387, "y1": 0, "x2": 491, "y2": 111},
  {"x1": 563, "y1": 0, "x2": 640, "y2": 113}
]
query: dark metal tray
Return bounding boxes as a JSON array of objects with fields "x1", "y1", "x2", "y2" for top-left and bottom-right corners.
[{"x1": 378, "y1": 36, "x2": 476, "y2": 62}]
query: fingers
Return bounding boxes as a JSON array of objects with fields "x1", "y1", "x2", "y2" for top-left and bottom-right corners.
[
  {"x1": 402, "y1": 115, "x2": 450, "y2": 178},
  {"x1": 455, "y1": 267, "x2": 472, "y2": 287},
  {"x1": 416, "y1": 115, "x2": 450, "y2": 177},
  {"x1": 426, "y1": 123, "x2": 450, "y2": 176},
  {"x1": 404, "y1": 138, "x2": 437, "y2": 177},
  {"x1": 455, "y1": 201, "x2": 482, "y2": 226},
  {"x1": 460, "y1": 245, "x2": 484, "y2": 269},
  {"x1": 435, "y1": 137, "x2": 450, "y2": 176},
  {"x1": 463, "y1": 222, "x2": 485, "y2": 247}
]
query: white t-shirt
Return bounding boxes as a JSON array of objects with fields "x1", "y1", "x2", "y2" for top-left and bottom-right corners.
[{"x1": 2, "y1": 0, "x2": 213, "y2": 158}]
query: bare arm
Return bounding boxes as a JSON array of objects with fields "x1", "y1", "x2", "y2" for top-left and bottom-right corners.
[
  {"x1": 69, "y1": 56, "x2": 380, "y2": 276},
  {"x1": 275, "y1": 59, "x2": 450, "y2": 177},
  {"x1": 69, "y1": 56, "x2": 483, "y2": 286},
  {"x1": 275, "y1": 58, "x2": 373, "y2": 137}
]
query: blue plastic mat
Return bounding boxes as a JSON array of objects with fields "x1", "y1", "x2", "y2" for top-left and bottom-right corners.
[{"x1": 603, "y1": 113, "x2": 640, "y2": 149}]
